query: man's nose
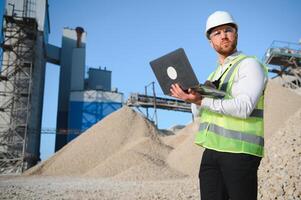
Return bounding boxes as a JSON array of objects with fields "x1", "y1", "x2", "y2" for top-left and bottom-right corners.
[{"x1": 221, "y1": 31, "x2": 228, "y2": 39}]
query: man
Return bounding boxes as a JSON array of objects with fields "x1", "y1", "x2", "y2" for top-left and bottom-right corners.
[{"x1": 170, "y1": 11, "x2": 267, "y2": 200}]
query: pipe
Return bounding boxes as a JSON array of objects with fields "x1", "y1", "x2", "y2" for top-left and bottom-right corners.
[{"x1": 75, "y1": 27, "x2": 84, "y2": 48}]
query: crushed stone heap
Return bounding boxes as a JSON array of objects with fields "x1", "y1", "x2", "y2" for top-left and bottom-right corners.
[
  {"x1": 25, "y1": 106, "x2": 185, "y2": 181},
  {"x1": 258, "y1": 108, "x2": 301, "y2": 199},
  {"x1": 264, "y1": 80, "x2": 301, "y2": 138}
]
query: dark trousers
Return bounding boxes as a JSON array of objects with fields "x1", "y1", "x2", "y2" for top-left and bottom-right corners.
[{"x1": 199, "y1": 149, "x2": 261, "y2": 200}]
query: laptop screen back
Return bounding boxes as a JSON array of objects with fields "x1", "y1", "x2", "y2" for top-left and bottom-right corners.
[{"x1": 150, "y1": 48, "x2": 199, "y2": 95}]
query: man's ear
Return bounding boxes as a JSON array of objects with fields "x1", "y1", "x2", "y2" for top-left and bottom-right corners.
[{"x1": 209, "y1": 40, "x2": 213, "y2": 48}]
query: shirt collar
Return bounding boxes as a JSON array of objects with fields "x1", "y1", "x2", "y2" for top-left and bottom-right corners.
[{"x1": 218, "y1": 51, "x2": 243, "y2": 66}]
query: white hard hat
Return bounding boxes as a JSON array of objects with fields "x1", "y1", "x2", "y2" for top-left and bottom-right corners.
[{"x1": 205, "y1": 11, "x2": 237, "y2": 39}]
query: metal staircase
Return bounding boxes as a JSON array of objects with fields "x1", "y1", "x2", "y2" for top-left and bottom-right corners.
[{"x1": 0, "y1": 3, "x2": 37, "y2": 173}]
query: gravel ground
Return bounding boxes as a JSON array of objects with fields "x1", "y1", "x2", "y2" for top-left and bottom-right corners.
[{"x1": 0, "y1": 175, "x2": 199, "y2": 200}]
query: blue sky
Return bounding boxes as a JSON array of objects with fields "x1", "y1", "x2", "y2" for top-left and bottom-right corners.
[
  {"x1": 2, "y1": 0, "x2": 301, "y2": 160},
  {"x1": 43, "y1": 0, "x2": 301, "y2": 127}
]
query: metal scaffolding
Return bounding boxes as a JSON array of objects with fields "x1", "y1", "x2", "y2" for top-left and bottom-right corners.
[
  {"x1": 263, "y1": 40, "x2": 301, "y2": 90},
  {"x1": 0, "y1": 8, "x2": 37, "y2": 173}
]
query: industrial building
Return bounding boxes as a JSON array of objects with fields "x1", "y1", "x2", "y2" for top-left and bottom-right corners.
[
  {"x1": 0, "y1": 0, "x2": 123, "y2": 174},
  {"x1": 0, "y1": 1, "x2": 300, "y2": 176},
  {"x1": 50, "y1": 27, "x2": 123, "y2": 152}
]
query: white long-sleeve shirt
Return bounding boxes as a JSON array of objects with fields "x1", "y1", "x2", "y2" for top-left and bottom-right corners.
[{"x1": 192, "y1": 51, "x2": 267, "y2": 119}]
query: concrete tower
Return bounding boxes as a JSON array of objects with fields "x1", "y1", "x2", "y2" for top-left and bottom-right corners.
[{"x1": 55, "y1": 27, "x2": 86, "y2": 151}]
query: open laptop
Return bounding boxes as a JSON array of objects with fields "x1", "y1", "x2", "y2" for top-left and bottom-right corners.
[{"x1": 149, "y1": 48, "x2": 226, "y2": 98}]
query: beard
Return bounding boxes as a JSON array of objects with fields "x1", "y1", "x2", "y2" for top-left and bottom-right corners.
[{"x1": 213, "y1": 37, "x2": 237, "y2": 57}]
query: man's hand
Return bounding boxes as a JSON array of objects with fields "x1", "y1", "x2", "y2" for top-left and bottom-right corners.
[{"x1": 170, "y1": 84, "x2": 203, "y2": 105}]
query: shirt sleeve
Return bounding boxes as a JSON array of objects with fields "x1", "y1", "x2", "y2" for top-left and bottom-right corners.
[
  {"x1": 191, "y1": 103, "x2": 200, "y2": 119},
  {"x1": 201, "y1": 58, "x2": 267, "y2": 119}
]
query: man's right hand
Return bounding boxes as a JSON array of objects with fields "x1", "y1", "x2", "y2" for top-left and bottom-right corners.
[{"x1": 170, "y1": 83, "x2": 203, "y2": 105}]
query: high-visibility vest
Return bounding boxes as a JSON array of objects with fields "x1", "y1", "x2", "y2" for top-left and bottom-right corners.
[{"x1": 195, "y1": 54, "x2": 267, "y2": 157}]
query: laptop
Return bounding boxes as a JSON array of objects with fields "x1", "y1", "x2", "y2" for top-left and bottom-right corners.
[{"x1": 149, "y1": 48, "x2": 226, "y2": 98}]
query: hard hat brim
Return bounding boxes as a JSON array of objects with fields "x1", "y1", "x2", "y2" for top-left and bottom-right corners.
[{"x1": 206, "y1": 23, "x2": 237, "y2": 39}]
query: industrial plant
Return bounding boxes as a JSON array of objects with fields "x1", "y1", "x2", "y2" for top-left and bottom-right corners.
[
  {"x1": 0, "y1": 0, "x2": 123, "y2": 174},
  {"x1": 0, "y1": 0, "x2": 300, "y2": 175},
  {"x1": 0, "y1": 0, "x2": 301, "y2": 200}
]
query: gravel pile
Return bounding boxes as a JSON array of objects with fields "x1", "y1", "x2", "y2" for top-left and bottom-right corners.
[
  {"x1": 258, "y1": 108, "x2": 301, "y2": 200},
  {"x1": 264, "y1": 80, "x2": 301, "y2": 138},
  {"x1": 25, "y1": 106, "x2": 185, "y2": 180},
  {"x1": 165, "y1": 121, "x2": 203, "y2": 177}
]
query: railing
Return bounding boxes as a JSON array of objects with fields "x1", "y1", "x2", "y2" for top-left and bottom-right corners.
[
  {"x1": 127, "y1": 93, "x2": 191, "y2": 113},
  {"x1": 263, "y1": 40, "x2": 301, "y2": 63}
]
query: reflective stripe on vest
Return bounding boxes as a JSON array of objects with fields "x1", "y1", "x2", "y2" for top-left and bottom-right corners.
[{"x1": 199, "y1": 122, "x2": 264, "y2": 146}]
